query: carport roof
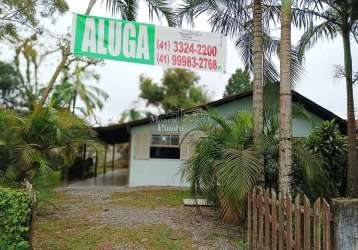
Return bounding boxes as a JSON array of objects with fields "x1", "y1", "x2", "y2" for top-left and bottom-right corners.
[{"x1": 93, "y1": 90, "x2": 347, "y2": 144}]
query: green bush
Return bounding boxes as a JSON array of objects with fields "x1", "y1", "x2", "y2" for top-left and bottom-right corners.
[
  {"x1": 0, "y1": 188, "x2": 32, "y2": 249},
  {"x1": 292, "y1": 120, "x2": 347, "y2": 200},
  {"x1": 0, "y1": 107, "x2": 95, "y2": 184},
  {"x1": 307, "y1": 120, "x2": 347, "y2": 195}
]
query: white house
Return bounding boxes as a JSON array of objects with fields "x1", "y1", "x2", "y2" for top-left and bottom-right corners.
[{"x1": 94, "y1": 90, "x2": 346, "y2": 187}]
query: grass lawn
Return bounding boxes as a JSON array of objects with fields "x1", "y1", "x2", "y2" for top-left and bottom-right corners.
[
  {"x1": 109, "y1": 188, "x2": 192, "y2": 208},
  {"x1": 34, "y1": 188, "x2": 245, "y2": 250},
  {"x1": 36, "y1": 219, "x2": 193, "y2": 250}
]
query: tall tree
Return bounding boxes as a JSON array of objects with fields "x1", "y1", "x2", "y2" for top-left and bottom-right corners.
[
  {"x1": 119, "y1": 108, "x2": 143, "y2": 122},
  {"x1": 296, "y1": 0, "x2": 358, "y2": 196},
  {"x1": 39, "y1": 0, "x2": 176, "y2": 106},
  {"x1": 178, "y1": 1, "x2": 304, "y2": 184},
  {"x1": 139, "y1": 68, "x2": 208, "y2": 113},
  {"x1": 10, "y1": 35, "x2": 61, "y2": 110},
  {"x1": 279, "y1": 0, "x2": 292, "y2": 193},
  {"x1": 224, "y1": 68, "x2": 252, "y2": 97},
  {"x1": 252, "y1": 0, "x2": 264, "y2": 175},
  {"x1": 178, "y1": 0, "x2": 267, "y2": 167}
]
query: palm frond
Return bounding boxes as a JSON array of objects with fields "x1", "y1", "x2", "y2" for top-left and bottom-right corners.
[
  {"x1": 297, "y1": 21, "x2": 338, "y2": 59},
  {"x1": 103, "y1": 0, "x2": 138, "y2": 21},
  {"x1": 217, "y1": 148, "x2": 261, "y2": 220},
  {"x1": 143, "y1": 0, "x2": 176, "y2": 26},
  {"x1": 15, "y1": 144, "x2": 42, "y2": 172},
  {"x1": 292, "y1": 139, "x2": 331, "y2": 199},
  {"x1": 104, "y1": 0, "x2": 175, "y2": 26},
  {"x1": 181, "y1": 110, "x2": 260, "y2": 221},
  {"x1": 235, "y1": 29, "x2": 304, "y2": 85}
]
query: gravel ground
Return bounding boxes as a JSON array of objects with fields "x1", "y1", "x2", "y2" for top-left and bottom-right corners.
[{"x1": 47, "y1": 186, "x2": 245, "y2": 249}]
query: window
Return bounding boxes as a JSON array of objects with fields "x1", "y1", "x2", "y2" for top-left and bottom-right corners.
[{"x1": 150, "y1": 134, "x2": 180, "y2": 159}]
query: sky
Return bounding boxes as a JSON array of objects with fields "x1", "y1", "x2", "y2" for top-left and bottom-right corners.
[{"x1": 43, "y1": 1, "x2": 358, "y2": 125}]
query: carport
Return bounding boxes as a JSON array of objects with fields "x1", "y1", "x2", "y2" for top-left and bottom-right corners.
[{"x1": 72, "y1": 122, "x2": 136, "y2": 187}]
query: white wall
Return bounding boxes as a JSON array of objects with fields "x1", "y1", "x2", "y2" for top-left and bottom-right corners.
[
  {"x1": 129, "y1": 158, "x2": 189, "y2": 187},
  {"x1": 127, "y1": 97, "x2": 325, "y2": 187},
  {"x1": 129, "y1": 123, "x2": 190, "y2": 187}
]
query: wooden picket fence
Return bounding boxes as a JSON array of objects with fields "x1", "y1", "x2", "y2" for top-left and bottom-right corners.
[{"x1": 247, "y1": 187, "x2": 332, "y2": 250}]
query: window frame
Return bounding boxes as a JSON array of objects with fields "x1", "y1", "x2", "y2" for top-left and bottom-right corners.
[{"x1": 149, "y1": 133, "x2": 181, "y2": 159}]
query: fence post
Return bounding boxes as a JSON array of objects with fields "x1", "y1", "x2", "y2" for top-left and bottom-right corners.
[
  {"x1": 322, "y1": 199, "x2": 331, "y2": 250},
  {"x1": 332, "y1": 199, "x2": 358, "y2": 250},
  {"x1": 278, "y1": 193, "x2": 284, "y2": 250},
  {"x1": 286, "y1": 193, "x2": 292, "y2": 250},
  {"x1": 248, "y1": 189, "x2": 252, "y2": 250},
  {"x1": 271, "y1": 189, "x2": 277, "y2": 250},
  {"x1": 295, "y1": 194, "x2": 301, "y2": 250},
  {"x1": 304, "y1": 195, "x2": 311, "y2": 250},
  {"x1": 264, "y1": 189, "x2": 270, "y2": 250},
  {"x1": 314, "y1": 198, "x2": 322, "y2": 250},
  {"x1": 258, "y1": 189, "x2": 264, "y2": 249},
  {"x1": 252, "y1": 188, "x2": 257, "y2": 250}
]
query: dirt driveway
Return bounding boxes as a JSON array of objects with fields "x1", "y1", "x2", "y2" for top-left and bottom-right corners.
[{"x1": 33, "y1": 187, "x2": 245, "y2": 250}]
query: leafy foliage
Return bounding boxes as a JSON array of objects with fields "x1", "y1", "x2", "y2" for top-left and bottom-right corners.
[
  {"x1": 0, "y1": 35, "x2": 108, "y2": 115},
  {"x1": 104, "y1": 0, "x2": 176, "y2": 26},
  {"x1": 181, "y1": 84, "x2": 341, "y2": 222},
  {"x1": 0, "y1": 188, "x2": 31, "y2": 249},
  {"x1": 181, "y1": 110, "x2": 261, "y2": 222},
  {"x1": 51, "y1": 59, "x2": 108, "y2": 117},
  {"x1": 177, "y1": 0, "x2": 304, "y2": 85},
  {"x1": 292, "y1": 120, "x2": 347, "y2": 199},
  {"x1": 0, "y1": 106, "x2": 95, "y2": 183},
  {"x1": 119, "y1": 108, "x2": 144, "y2": 123},
  {"x1": 0, "y1": 0, "x2": 68, "y2": 40},
  {"x1": 295, "y1": 0, "x2": 358, "y2": 196},
  {"x1": 224, "y1": 68, "x2": 252, "y2": 97},
  {"x1": 139, "y1": 68, "x2": 208, "y2": 113},
  {"x1": 295, "y1": 0, "x2": 358, "y2": 58},
  {"x1": 0, "y1": 61, "x2": 22, "y2": 108}
]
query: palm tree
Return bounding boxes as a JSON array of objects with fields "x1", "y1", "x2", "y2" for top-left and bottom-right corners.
[
  {"x1": 278, "y1": 0, "x2": 292, "y2": 193},
  {"x1": 40, "y1": 0, "x2": 176, "y2": 105},
  {"x1": 181, "y1": 110, "x2": 261, "y2": 222},
  {"x1": 181, "y1": 100, "x2": 323, "y2": 221},
  {"x1": 178, "y1": 1, "x2": 304, "y2": 181},
  {"x1": 295, "y1": 0, "x2": 358, "y2": 196},
  {"x1": 0, "y1": 106, "x2": 95, "y2": 183},
  {"x1": 253, "y1": 0, "x2": 265, "y2": 183},
  {"x1": 178, "y1": 0, "x2": 268, "y2": 166},
  {"x1": 52, "y1": 60, "x2": 109, "y2": 117}
]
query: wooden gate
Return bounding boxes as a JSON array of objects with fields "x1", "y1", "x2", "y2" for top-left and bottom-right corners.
[{"x1": 247, "y1": 187, "x2": 332, "y2": 250}]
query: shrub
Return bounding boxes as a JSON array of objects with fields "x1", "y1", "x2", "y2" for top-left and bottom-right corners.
[
  {"x1": 181, "y1": 111, "x2": 261, "y2": 222},
  {"x1": 0, "y1": 107, "x2": 95, "y2": 184},
  {"x1": 0, "y1": 188, "x2": 32, "y2": 249},
  {"x1": 292, "y1": 120, "x2": 347, "y2": 199},
  {"x1": 306, "y1": 120, "x2": 347, "y2": 196}
]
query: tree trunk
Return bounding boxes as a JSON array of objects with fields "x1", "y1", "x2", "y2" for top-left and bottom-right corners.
[
  {"x1": 342, "y1": 28, "x2": 358, "y2": 197},
  {"x1": 39, "y1": 48, "x2": 70, "y2": 105},
  {"x1": 86, "y1": 0, "x2": 97, "y2": 15},
  {"x1": 252, "y1": 0, "x2": 264, "y2": 182},
  {"x1": 72, "y1": 90, "x2": 77, "y2": 114},
  {"x1": 39, "y1": 0, "x2": 97, "y2": 106},
  {"x1": 278, "y1": 0, "x2": 292, "y2": 194}
]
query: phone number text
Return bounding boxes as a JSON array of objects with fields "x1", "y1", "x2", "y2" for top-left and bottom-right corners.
[
  {"x1": 156, "y1": 53, "x2": 219, "y2": 71},
  {"x1": 157, "y1": 40, "x2": 218, "y2": 57}
]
